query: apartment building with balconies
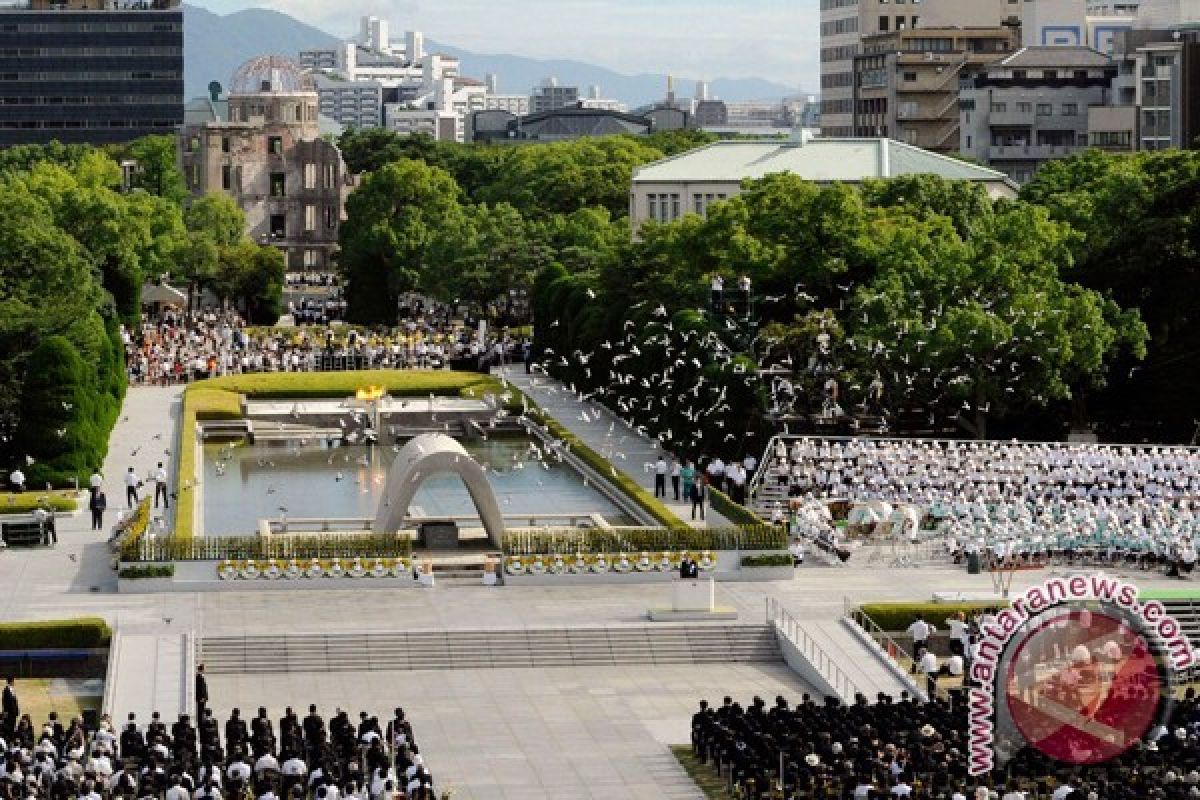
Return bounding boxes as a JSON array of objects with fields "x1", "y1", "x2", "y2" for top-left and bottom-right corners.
[
  {"x1": 820, "y1": 0, "x2": 1021, "y2": 137},
  {"x1": 959, "y1": 46, "x2": 1116, "y2": 182},
  {"x1": 853, "y1": 25, "x2": 1019, "y2": 153}
]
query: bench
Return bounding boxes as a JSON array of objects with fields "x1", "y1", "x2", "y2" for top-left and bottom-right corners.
[{"x1": 1, "y1": 518, "x2": 50, "y2": 548}]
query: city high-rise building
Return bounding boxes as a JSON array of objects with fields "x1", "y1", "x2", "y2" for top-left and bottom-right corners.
[
  {"x1": 819, "y1": 0, "x2": 1021, "y2": 136},
  {"x1": 300, "y1": 15, "x2": 483, "y2": 140},
  {"x1": 530, "y1": 77, "x2": 579, "y2": 113},
  {"x1": 0, "y1": 0, "x2": 183, "y2": 146}
]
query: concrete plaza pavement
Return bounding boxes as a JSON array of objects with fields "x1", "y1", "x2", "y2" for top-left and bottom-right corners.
[{"x1": 206, "y1": 662, "x2": 806, "y2": 800}]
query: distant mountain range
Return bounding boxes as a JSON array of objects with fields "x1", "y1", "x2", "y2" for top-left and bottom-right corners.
[{"x1": 183, "y1": 4, "x2": 804, "y2": 107}]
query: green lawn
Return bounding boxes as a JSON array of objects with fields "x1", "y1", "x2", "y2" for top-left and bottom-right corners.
[
  {"x1": 196, "y1": 370, "x2": 501, "y2": 398},
  {"x1": 0, "y1": 490, "x2": 78, "y2": 515},
  {"x1": 17, "y1": 678, "x2": 103, "y2": 723},
  {"x1": 670, "y1": 745, "x2": 732, "y2": 800},
  {"x1": 1140, "y1": 587, "x2": 1200, "y2": 602}
]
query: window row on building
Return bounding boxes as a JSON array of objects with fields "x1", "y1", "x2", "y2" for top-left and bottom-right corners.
[
  {"x1": 0, "y1": 70, "x2": 179, "y2": 81},
  {"x1": 0, "y1": 46, "x2": 181, "y2": 57},
  {"x1": 0, "y1": 117, "x2": 175, "y2": 129},
  {"x1": 0, "y1": 93, "x2": 179, "y2": 105},
  {"x1": 821, "y1": 17, "x2": 859, "y2": 36},
  {"x1": 0, "y1": 21, "x2": 179, "y2": 33}
]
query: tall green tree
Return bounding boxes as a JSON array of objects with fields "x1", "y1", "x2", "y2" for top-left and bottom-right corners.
[
  {"x1": 184, "y1": 192, "x2": 246, "y2": 248},
  {"x1": 339, "y1": 159, "x2": 464, "y2": 325},
  {"x1": 1022, "y1": 149, "x2": 1200, "y2": 438},
  {"x1": 116, "y1": 135, "x2": 188, "y2": 204},
  {"x1": 426, "y1": 202, "x2": 548, "y2": 313}
]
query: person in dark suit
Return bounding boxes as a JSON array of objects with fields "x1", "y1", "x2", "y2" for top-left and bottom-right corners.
[
  {"x1": 2, "y1": 677, "x2": 17, "y2": 736},
  {"x1": 679, "y1": 557, "x2": 699, "y2": 579},
  {"x1": 121, "y1": 714, "x2": 146, "y2": 761},
  {"x1": 195, "y1": 663, "x2": 209, "y2": 719},
  {"x1": 89, "y1": 489, "x2": 107, "y2": 532},
  {"x1": 302, "y1": 704, "x2": 324, "y2": 745}
]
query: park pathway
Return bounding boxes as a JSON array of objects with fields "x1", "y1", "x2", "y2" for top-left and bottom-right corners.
[{"x1": 497, "y1": 367, "x2": 731, "y2": 529}]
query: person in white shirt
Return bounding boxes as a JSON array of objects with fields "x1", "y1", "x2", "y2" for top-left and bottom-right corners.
[
  {"x1": 9, "y1": 467, "x2": 25, "y2": 492},
  {"x1": 919, "y1": 650, "x2": 939, "y2": 696},
  {"x1": 947, "y1": 612, "x2": 970, "y2": 657},
  {"x1": 670, "y1": 459, "x2": 682, "y2": 501},
  {"x1": 124, "y1": 467, "x2": 140, "y2": 508},
  {"x1": 946, "y1": 654, "x2": 965, "y2": 678},
  {"x1": 707, "y1": 458, "x2": 726, "y2": 492},
  {"x1": 153, "y1": 462, "x2": 169, "y2": 509},
  {"x1": 654, "y1": 457, "x2": 668, "y2": 499},
  {"x1": 710, "y1": 275, "x2": 724, "y2": 308},
  {"x1": 906, "y1": 615, "x2": 934, "y2": 662},
  {"x1": 789, "y1": 538, "x2": 806, "y2": 566}
]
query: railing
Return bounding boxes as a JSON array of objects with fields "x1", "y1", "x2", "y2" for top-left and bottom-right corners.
[
  {"x1": 843, "y1": 597, "x2": 927, "y2": 699},
  {"x1": 766, "y1": 596, "x2": 861, "y2": 702},
  {"x1": 844, "y1": 598, "x2": 913, "y2": 663},
  {"x1": 934, "y1": 120, "x2": 960, "y2": 149}
]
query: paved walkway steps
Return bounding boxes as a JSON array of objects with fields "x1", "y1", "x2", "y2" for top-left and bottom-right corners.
[
  {"x1": 498, "y1": 367, "x2": 733, "y2": 529},
  {"x1": 796, "y1": 619, "x2": 916, "y2": 700},
  {"x1": 199, "y1": 625, "x2": 781, "y2": 674}
]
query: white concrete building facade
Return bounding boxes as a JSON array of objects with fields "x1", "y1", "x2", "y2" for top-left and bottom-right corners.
[{"x1": 629, "y1": 135, "x2": 1017, "y2": 231}]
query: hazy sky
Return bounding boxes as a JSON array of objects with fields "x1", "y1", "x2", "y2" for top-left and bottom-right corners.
[{"x1": 189, "y1": 0, "x2": 820, "y2": 89}]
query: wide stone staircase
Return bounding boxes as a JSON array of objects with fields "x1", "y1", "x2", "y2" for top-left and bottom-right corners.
[{"x1": 199, "y1": 624, "x2": 781, "y2": 674}]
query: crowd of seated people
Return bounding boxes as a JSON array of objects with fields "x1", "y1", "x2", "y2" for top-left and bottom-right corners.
[
  {"x1": 761, "y1": 438, "x2": 1200, "y2": 576},
  {"x1": 288, "y1": 297, "x2": 347, "y2": 327},
  {"x1": 124, "y1": 307, "x2": 526, "y2": 385},
  {"x1": 285, "y1": 273, "x2": 340, "y2": 290},
  {"x1": 692, "y1": 690, "x2": 1200, "y2": 799},
  {"x1": 769, "y1": 439, "x2": 1200, "y2": 506},
  {"x1": 0, "y1": 704, "x2": 433, "y2": 800}
]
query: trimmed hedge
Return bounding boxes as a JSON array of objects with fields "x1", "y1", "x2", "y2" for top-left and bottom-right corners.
[
  {"x1": 858, "y1": 602, "x2": 1008, "y2": 632},
  {"x1": 188, "y1": 388, "x2": 242, "y2": 421},
  {"x1": 741, "y1": 553, "x2": 794, "y2": 568},
  {"x1": 0, "y1": 491, "x2": 78, "y2": 515},
  {"x1": 117, "y1": 564, "x2": 174, "y2": 579},
  {"x1": 709, "y1": 487, "x2": 766, "y2": 526},
  {"x1": 195, "y1": 370, "x2": 500, "y2": 399},
  {"x1": 0, "y1": 618, "x2": 111, "y2": 650},
  {"x1": 501, "y1": 525, "x2": 786, "y2": 556}
]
